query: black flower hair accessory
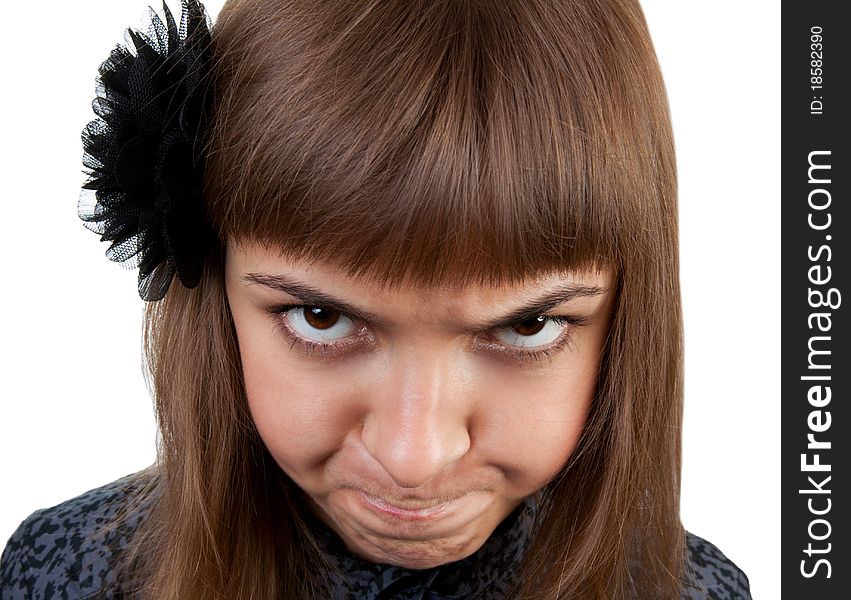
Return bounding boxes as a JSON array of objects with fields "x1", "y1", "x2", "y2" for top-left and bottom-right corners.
[{"x1": 79, "y1": 0, "x2": 214, "y2": 301}]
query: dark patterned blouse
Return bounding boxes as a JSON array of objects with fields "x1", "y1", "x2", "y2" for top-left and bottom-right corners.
[{"x1": 0, "y1": 474, "x2": 751, "y2": 599}]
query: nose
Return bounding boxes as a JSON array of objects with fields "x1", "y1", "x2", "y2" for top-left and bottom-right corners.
[{"x1": 361, "y1": 347, "x2": 471, "y2": 489}]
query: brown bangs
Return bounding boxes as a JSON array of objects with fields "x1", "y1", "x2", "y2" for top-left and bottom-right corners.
[{"x1": 204, "y1": 0, "x2": 674, "y2": 290}]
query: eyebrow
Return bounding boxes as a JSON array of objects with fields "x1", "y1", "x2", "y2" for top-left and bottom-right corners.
[{"x1": 242, "y1": 272, "x2": 607, "y2": 331}]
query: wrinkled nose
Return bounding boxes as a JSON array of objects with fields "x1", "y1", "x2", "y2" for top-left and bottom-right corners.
[{"x1": 361, "y1": 348, "x2": 471, "y2": 489}]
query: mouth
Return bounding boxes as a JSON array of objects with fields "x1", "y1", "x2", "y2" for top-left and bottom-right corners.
[{"x1": 358, "y1": 491, "x2": 456, "y2": 520}]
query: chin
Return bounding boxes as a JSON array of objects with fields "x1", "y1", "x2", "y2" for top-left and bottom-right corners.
[{"x1": 355, "y1": 535, "x2": 482, "y2": 570}]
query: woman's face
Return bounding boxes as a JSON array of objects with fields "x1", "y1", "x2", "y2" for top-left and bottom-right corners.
[{"x1": 225, "y1": 241, "x2": 614, "y2": 569}]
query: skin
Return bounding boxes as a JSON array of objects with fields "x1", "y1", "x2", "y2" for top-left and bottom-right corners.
[{"x1": 225, "y1": 240, "x2": 615, "y2": 569}]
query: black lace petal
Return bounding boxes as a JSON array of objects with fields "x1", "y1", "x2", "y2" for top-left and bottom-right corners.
[{"x1": 79, "y1": 0, "x2": 213, "y2": 301}]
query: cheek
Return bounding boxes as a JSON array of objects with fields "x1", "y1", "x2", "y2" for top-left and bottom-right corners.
[
  {"x1": 475, "y1": 361, "x2": 598, "y2": 491},
  {"x1": 234, "y1": 315, "x2": 356, "y2": 476}
]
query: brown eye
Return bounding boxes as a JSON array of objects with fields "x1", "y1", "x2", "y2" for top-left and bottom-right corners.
[
  {"x1": 492, "y1": 316, "x2": 566, "y2": 349},
  {"x1": 303, "y1": 307, "x2": 341, "y2": 330},
  {"x1": 285, "y1": 307, "x2": 358, "y2": 341},
  {"x1": 512, "y1": 316, "x2": 547, "y2": 337}
]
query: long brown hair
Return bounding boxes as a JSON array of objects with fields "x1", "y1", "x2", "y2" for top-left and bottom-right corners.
[{"x1": 114, "y1": 0, "x2": 684, "y2": 597}]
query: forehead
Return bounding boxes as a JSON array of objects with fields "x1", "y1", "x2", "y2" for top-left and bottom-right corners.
[{"x1": 226, "y1": 239, "x2": 613, "y2": 301}]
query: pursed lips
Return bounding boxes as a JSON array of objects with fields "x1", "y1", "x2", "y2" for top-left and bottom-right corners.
[{"x1": 359, "y1": 490, "x2": 457, "y2": 518}]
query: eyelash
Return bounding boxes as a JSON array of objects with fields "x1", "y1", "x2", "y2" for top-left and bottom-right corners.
[
  {"x1": 477, "y1": 316, "x2": 580, "y2": 365},
  {"x1": 266, "y1": 304, "x2": 586, "y2": 366}
]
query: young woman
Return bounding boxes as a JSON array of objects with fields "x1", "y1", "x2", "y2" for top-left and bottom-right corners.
[{"x1": 0, "y1": 0, "x2": 751, "y2": 598}]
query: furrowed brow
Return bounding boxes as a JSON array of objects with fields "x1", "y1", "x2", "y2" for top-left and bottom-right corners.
[
  {"x1": 243, "y1": 272, "x2": 384, "y2": 323},
  {"x1": 243, "y1": 272, "x2": 606, "y2": 331},
  {"x1": 471, "y1": 283, "x2": 607, "y2": 331}
]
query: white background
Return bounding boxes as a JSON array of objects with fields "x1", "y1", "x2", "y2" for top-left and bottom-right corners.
[{"x1": 0, "y1": 1, "x2": 779, "y2": 597}]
